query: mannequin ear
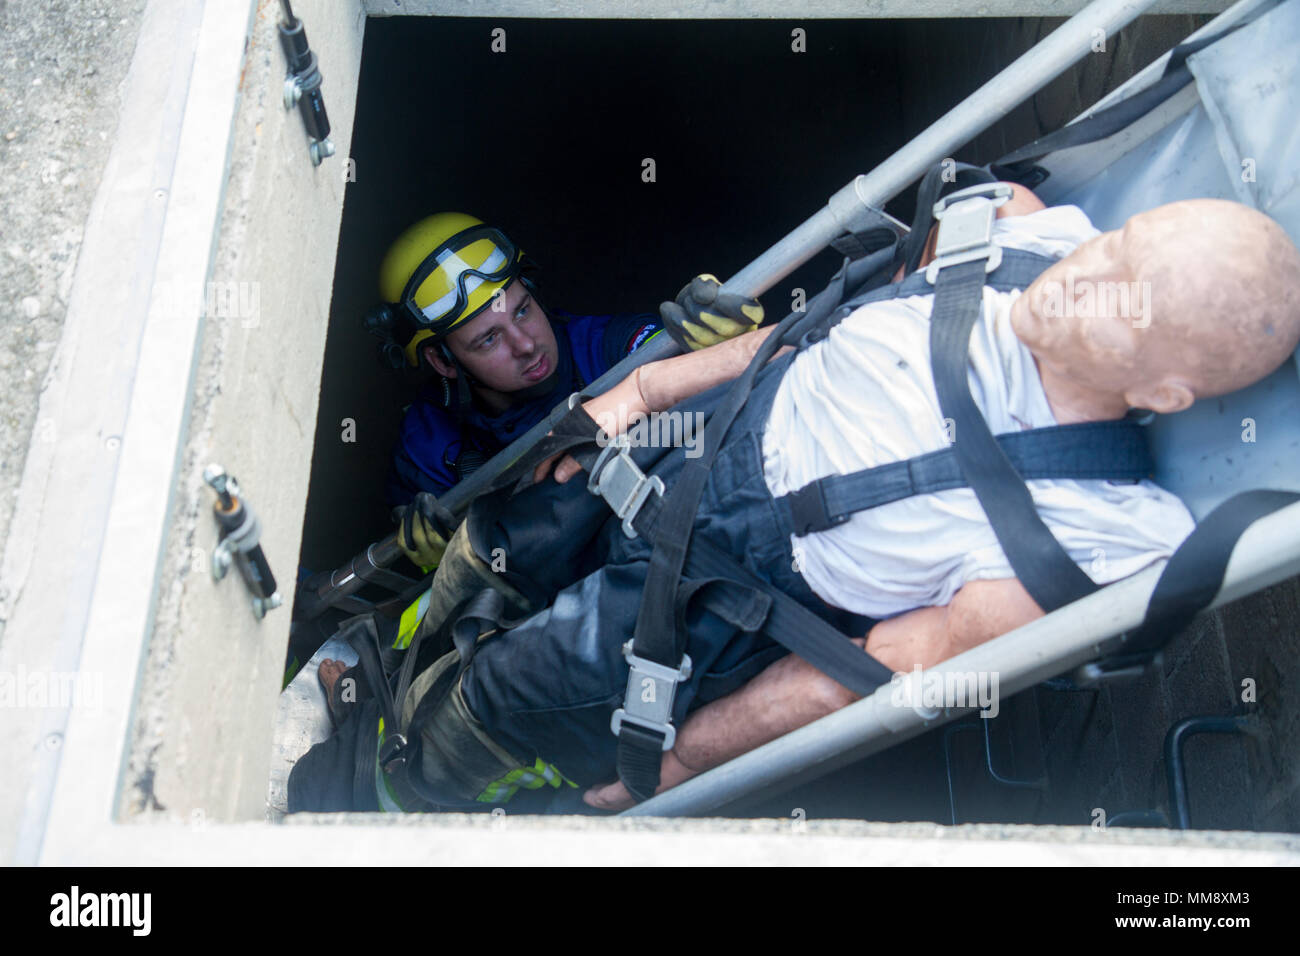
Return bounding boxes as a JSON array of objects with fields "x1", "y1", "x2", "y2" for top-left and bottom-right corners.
[
  {"x1": 424, "y1": 344, "x2": 457, "y2": 379},
  {"x1": 1126, "y1": 379, "x2": 1194, "y2": 415}
]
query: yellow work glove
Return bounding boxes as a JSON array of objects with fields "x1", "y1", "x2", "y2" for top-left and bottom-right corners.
[
  {"x1": 396, "y1": 492, "x2": 450, "y2": 571},
  {"x1": 659, "y1": 274, "x2": 764, "y2": 351}
]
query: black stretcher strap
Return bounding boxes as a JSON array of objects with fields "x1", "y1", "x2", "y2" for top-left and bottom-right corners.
[
  {"x1": 370, "y1": 586, "x2": 508, "y2": 775},
  {"x1": 688, "y1": 538, "x2": 892, "y2": 697},
  {"x1": 990, "y1": 22, "x2": 1250, "y2": 185},
  {"x1": 1124, "y1": 490, "x2": 1300, "y2": 657},
  {"x1": 616, "y1": 268, "x2": 861, "y2": 801},
  {"x1": 777, "y1": 419, "x2": 1153, "y2": 536},
  {"x1": 473, "y1": 400, "x2": 608, "y2": 498},
  {"x1": 897, "y1": 163, "x2": 997, "y2": 279},
  {"x1": 829, "y1": 226, "x2": 898, "y2": 262},
  {"x1": 615, "y1": 234, "x2": 1067, "y2": 799},
  {"x1": 615, "y1": 722, "x2": 671, "y2": 801},
  {"x1": 794, "y1": 248, "x2": 1064, "y2": 354},
  {"x1": 991, "y1": 67, "x2": 1194, "y2": 181},
  {"x1": 777, "y1": 247, "x2": 895, "y2": 351},
  {"x1": 631, "y1": 492, "x2": 893, "y2": 698},
  {"x1": 929, "y1": 258, "x2": 1099, "y2": 612}
]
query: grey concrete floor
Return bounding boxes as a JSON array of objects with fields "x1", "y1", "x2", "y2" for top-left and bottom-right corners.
[{"x1": 0, "y1": 0, "x2": 147, "y2": 602}]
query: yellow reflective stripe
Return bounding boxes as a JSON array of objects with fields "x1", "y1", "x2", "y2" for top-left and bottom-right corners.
[
  {"x1": 394, "y1": 590, "x2": 432, "y2": 650},
  {"x1": 374, "y1": 717, "x2": 406, "y2": 813},
  {"x1": 475, "y1": 758, "x2": 577, "y2": 803},
  {"x1": 479, "y1": 781, "x2": 513, "y2": 803}
]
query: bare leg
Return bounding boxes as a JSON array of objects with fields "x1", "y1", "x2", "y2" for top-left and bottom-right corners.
[{"x1": 584, "y1": 578, "x2": 1042, "y2": 811}]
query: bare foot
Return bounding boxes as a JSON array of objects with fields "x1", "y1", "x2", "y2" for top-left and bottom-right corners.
[
  {"x1": 318, "y1": 658, "x2": 348, "y2": 701},
  {"x1": 583, "y1": 779, "x2": 636, "y2": 812},
  {"x1": 581, "y1": 751, "x2": 701, "y2": 811}
]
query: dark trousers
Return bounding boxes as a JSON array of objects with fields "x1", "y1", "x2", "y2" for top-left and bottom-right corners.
[{"x1": 460, "y1": 351, "x2": 855, "y2": 785}]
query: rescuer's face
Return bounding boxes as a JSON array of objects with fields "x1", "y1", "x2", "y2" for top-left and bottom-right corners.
[{"x1": 442, "y1": 278, "x2": 559, "y2": 395}]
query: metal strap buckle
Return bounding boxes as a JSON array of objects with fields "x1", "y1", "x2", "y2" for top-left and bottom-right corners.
[
  {"x1": 924, "y1": 182, "x2": 1013, "y2": 284},
  {"x1": 610, "y1": 641, "x2": 693, "y2": 750},
  {"x1": 378, "y1": 732, "x2": 409, "y2": 774},
  {"x1": 587, "y1": 434, "x2": 665, "y2": 539},
  {"x1": 1069, "y1": 650, "x2": 1164, "y2": 689}
]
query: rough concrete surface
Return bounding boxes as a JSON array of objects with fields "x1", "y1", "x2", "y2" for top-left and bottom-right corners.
[
  {"x1": 121, "y1": 0, "x2": 366, "y2": 825},
  {"x1": 0, "y1": 0, "x2": 147, "y2": 587}
]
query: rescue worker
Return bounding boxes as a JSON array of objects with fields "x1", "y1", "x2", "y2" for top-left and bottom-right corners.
[
  {"x1": 299, "y1": 214, "x2": 763, "y2": 688},
  {"x1": 369, "y1": 212, "x2": 764, "y2": 570},
  {"x1": 294, "y1": 190, "x2": 1300, "y2": 815}
]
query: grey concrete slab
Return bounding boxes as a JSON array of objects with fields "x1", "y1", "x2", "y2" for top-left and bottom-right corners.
[
  {"x1": 0, "y1": 0, "x2": 212, "y2": 865},
  {"x1": 0, "y1": 0, "x2": 147, "y2": 590},
  {"x1": 119, "y1": 0, "x2": 367, "y2": 832}
]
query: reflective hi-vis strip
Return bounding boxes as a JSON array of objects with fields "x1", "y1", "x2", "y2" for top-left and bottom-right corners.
[
  {"x1": 374, "y1": 717, "x2": 406, "y2": 813},
  {"x1": 476, "y1": 758, "x2": 577, "y2": 804},
  {"x1": 394, "y1": 590, "x2": 432, "y2": 651},
  {"x1": 630, "y1": 326, "x2": 662, "y2": 352}
]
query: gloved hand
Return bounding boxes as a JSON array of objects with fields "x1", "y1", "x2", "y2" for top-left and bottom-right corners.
[
  {"x1": 396, "y1": 492, "x2": 452, "y2": 570},
  {"x1": 659, "y1": 273, "x2": 764, "y2": 351}
]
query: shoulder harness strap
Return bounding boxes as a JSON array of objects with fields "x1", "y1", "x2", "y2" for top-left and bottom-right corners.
[{"x1": 925, "y1": 182, "x2": 1101, "y2": 612}]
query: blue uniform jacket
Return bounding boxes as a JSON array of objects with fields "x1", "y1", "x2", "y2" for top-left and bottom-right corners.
[{"x1": 385, "y1": 311, "x2": 662, "y2": 509}]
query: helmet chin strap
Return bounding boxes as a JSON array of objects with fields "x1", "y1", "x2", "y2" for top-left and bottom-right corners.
[{"x1": 430, "y1": 343, "x2": 475, "y2": 417}]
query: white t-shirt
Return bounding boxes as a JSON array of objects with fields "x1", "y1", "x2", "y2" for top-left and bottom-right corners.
[{"x1": 761, "y1": 205, "x2": 1195, "y2": 619}]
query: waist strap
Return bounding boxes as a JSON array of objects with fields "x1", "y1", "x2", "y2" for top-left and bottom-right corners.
[{"x1": 776, "y1": 419, "x2": 1153, "y2": 536}]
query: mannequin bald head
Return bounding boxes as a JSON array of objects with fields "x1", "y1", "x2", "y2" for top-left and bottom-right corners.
[{"x1": 1012, "y1": 199, "x2": 1300, "y2": 422}]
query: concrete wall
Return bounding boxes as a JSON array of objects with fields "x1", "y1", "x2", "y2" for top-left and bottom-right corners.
[{"x1": 120, "y1": 0, "x2": 366, "y2": 825}]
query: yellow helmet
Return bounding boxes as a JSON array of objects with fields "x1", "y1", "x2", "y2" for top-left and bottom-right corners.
[{"x1": 375, "y1": 212, "x2": 529, "y2": 368}]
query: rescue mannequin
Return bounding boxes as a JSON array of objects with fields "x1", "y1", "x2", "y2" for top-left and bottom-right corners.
[{"x1": 576, "y1": 196, "x2": 1300, "y2": 808}]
